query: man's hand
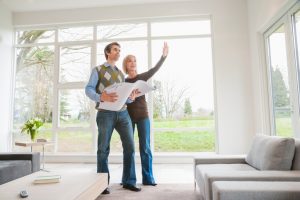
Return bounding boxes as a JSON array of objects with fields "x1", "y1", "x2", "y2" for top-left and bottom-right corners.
[
  {"x1": 100, "y1": 91, "x2": 118, "y2": 102},
  {"x1": 129, "y1": 89, "x2": 140, "y2": 101}
]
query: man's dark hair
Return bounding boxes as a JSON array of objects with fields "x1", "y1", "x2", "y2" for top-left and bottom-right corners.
[{"x1": 104, "y1": 42, "x2": 121, "y2": 60}]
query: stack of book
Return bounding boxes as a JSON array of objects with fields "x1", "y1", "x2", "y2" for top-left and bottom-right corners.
[{"x1": 33, "y1": 175, "x2": 61, "y2": 184}]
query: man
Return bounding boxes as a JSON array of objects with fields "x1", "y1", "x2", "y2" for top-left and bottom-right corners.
[{"x1": 85, "y1": 42, "x2": 141, "y2": 194}]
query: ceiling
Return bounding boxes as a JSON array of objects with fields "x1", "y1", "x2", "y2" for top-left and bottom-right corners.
[{"x1": 1, "y1": 0, "x2": 195, "y2": 12}]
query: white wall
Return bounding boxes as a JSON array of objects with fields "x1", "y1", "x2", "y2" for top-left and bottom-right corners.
[
  {"x1": 247, "y1": 0, "x2": 297, "y2": 138},
  {"x1": 13, "y1": 0, "x2": 253, "y2": 154},
  {"x1": 0, "y1": 3, "x2": 13, "y2": 152}
]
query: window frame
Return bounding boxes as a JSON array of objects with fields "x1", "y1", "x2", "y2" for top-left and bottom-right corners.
[
  {"x1": 12, "y1": 15, "x2": 217, "y2": 154},
  {"x1": 262, "y1": 2, "x2": 300, "y2": 137}
]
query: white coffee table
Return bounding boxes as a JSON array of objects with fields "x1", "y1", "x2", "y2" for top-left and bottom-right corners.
[{"x1": 0, "y1": 170, "x2": 108, "y2": 200}]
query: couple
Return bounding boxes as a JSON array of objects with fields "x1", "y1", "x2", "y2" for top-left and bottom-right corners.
[{"x1": 85, "y1": 41, "x2": 168, "y2": 194}]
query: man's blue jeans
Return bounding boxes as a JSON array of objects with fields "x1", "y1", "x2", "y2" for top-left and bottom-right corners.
[
  {"x1": 96, "y1": 109, "x2": 137, "y2": 186},
  {"x1": 133, "y1": 117, "x2": 155, "y2": 184}
]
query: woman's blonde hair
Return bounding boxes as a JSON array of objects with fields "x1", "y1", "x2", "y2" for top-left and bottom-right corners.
[{"x1": 122, "y1": 55, "x2": 136, "y2": 74}]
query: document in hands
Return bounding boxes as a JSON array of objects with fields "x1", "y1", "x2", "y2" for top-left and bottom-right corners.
[{"x1": 99, "y1": 80, "x2": 155, "y2": 111}]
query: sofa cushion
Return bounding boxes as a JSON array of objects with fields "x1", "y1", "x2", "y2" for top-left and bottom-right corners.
[
  {"x1": 195, "y1": 164, "x2": 256, "y2": 200},
  {"x1": 0, "y1": 160, "x2": 31, "y2": 185},
  {"x1": 292, "y1": 139, "x2": 300, "y2": 170},
  {"x1": 246, "y1": 135, "x2": 295, "y2": 170},
  {"x1": 212, "y1": 181, "x2": 300, "y2": 200},
  {"x1": 204, "y1": 170, "x2": 300, "y2": 200}
]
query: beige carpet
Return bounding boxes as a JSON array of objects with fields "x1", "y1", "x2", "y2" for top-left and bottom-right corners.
[{"x1": 96, "y1": 183, "x2": 200, "y2": 200}]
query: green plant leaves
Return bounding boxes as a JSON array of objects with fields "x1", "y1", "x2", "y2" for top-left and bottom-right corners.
[{"x1": 21, "y1": 118, "x2": 44, "y2": 141}]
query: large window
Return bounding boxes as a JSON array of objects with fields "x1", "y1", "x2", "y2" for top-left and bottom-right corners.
[
  {"x1": 151, "y1": 22, "x2": 215, "y2": 152},
  {"x1": 13, "y1": 18, "x2": 215, "y2": 154},
  {"x1": 264, "y1": 3, "x2": 300, "y2": 137}
]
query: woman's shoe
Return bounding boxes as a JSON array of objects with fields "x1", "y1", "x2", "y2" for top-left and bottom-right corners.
[
  {"x1": 101, "y1": 188, "x2": 110, "y2": 194},
  {"x1": 143, "y1": 183, "x2": 157, "y2": 186}
]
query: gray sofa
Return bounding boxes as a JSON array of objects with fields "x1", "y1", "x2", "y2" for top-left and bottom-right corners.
[
  {"x1": 212, "y1": 181, "x2": 300, "y2": 200},
  {"x1": 0, "y1": 152, "x2": 40, "y2": 185},
  {"x1": 194, "y1": 135, "x2": 300, "y2": 200}
]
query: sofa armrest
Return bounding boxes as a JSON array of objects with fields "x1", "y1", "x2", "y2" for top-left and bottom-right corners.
[
  {"x1": 194, "y1": 155, "x2": 247, "y2": 165},
  {"x1": 204, "y1": 170, "x2": 300, "y2": 200},
  {"x1": 0, "y1": 152, "x2": 40, "y2": 172}
]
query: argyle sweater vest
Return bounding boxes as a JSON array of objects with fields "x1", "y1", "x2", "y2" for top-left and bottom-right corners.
[{"x1": 95, "y1": 64, "x2": 125, "y2": 109}]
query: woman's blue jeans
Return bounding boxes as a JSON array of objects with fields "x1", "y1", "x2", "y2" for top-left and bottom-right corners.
[
  {"x1": 96, "y1": 109, "x2": 137, "y2": 186},
  {"x1": 133, "y1": 117, "x2": 155, "y2": 184}
]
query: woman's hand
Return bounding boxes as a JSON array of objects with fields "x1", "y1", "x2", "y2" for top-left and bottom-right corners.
[
  {"x1": 162, "y1": 42, "x2": 169, "y2": 58},
  {"x1": 129, "y1": 89, "x2": 140, "y2": 101}
]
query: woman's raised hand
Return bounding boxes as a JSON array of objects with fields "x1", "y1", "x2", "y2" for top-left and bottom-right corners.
[{"x1": 162, "y1": 42, "x2": 169, "y2": 58}]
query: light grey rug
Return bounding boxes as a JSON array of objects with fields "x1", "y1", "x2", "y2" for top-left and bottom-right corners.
[{"x1": 96, "y1": 183, "x2": 200, "y2": 200}]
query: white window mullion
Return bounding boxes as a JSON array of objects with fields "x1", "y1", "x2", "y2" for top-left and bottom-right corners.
[
  {"x1": 57, "y1": 40, "x2": 94, "y2": 46},
  {"x1": 147, "y1": 21, "x2": 155, "y2": 154},
  {"x1": 53, "y1": 28, "x2": 59, "y2": 152},
  {"x1": 91, "y1": 25, "x2": 97, "y2": 153}
]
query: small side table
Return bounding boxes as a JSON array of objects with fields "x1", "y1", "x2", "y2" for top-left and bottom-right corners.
[{"x1": 15, "y1": 141, "x2": 54, "y2": 171}]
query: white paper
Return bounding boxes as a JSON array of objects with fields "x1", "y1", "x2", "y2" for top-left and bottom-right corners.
[{"x1": 98, "y1": 80, "x2": 155, "y2": 111}]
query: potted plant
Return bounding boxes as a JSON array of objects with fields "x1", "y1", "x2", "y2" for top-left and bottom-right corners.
[{"x1": 21, "y1": 118, "x2": 44, "y2": 141}]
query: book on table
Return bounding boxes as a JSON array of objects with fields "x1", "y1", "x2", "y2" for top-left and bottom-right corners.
[{"x1": 33, "y1": 175, "x2": 61, "y2": 184}]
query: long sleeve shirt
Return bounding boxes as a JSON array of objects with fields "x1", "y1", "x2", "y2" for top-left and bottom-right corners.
[
  {"x1": 125, "y1": 56, "x2": 166, "y2": 122},
  {"x1": 85, "y1": 62, "x2": 131, "y2": 108}
]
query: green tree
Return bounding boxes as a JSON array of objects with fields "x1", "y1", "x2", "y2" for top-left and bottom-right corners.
[
  {"x1": 16, "y1": 30, "x2": 47, "y2": 72},
  {"x1": 271, "y1": 67, "x2": 289, "y2": 107},
  {"x1": 60, "y1": 93, "x2": 71, "y2": 121},
  {"x1": 14, "y1": 30, "x2": 55, "y2": 123},
  {"x1": 15, "y1": 45, "x2": 54, "y2": 122},
  {"x1": 153, "y1": 80, "x2": 188, "y2": 119},
  {"x1": 184, "y1": 98, "x2": 192, "y2": 116}
]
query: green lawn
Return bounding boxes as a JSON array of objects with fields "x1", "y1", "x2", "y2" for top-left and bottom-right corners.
[
  {"x1": 154, "y1": 130, "x2": 215, "y2": 152},
  {"x1": 109, "y1": 118, "x2": 216, "y2": 152},
  {"x1": 275, "y1": 117, "x2": 293, "y2": 137}
]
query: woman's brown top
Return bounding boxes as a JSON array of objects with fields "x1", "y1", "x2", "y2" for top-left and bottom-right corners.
[{"x1": 125, "y1": 56, "x2": 166, "y2": 122}]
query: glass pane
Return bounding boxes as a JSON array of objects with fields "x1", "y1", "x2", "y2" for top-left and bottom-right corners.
[
  {"x1": 59, "y1": 89, "x2": 90, "y2": 127},
  {"x1": 97, "y1": 23, "x2": 147, "y2": 39},
  {"x1": 16, "y1": 30, "x2": 55, "y2": 44},
  {"x1": 151, "y1": 20, "x2": 211, "y2": 36},
  {"x1": 294, "y1": 10, "x2": 300, "y2": 105},
  {"x1": 58, "y1": 131, "x2": 93, "y2": 153},
  {"x1": 59, "y1": 45, "x2": 91, "y2": 83},
  {"x1": 58, "y1": 27, "x2": 93, "y2": 42},
  {"x1": 268, "y1": 25, "x2": 293, "y2": 137},
  {"x1": 97, "y1": 40, "x2": 148, "y2": 74},
  {"x1": 152, "y1": 38, "x2": 215, "y2": 152},
  {"x1": 13, "y1": 46, "x2": 54, "y2": 130}
]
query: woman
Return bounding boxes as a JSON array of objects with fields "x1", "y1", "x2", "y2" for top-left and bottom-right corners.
[{"x1": 122, "y1": 42, "x2": 168, "y2": 186}]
